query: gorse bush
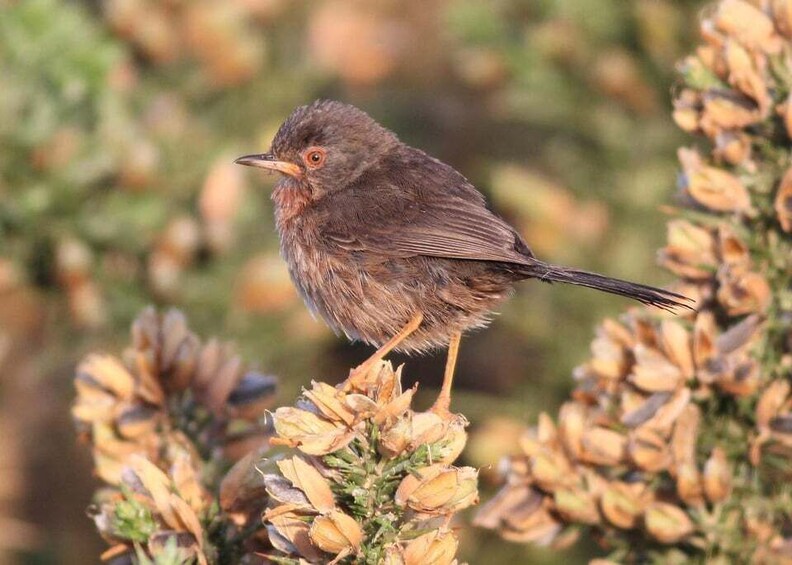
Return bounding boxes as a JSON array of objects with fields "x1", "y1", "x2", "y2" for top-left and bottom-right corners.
[
  {"x1": 476, "y1": 1, "x2": 792, "y2": 562},
  {"x1": 75, "y1": 310, "x2": 476, "y2": 563},
  {"x1": 74, "y1": 308, "x2": 277, "y2": 563},
  {"x1": 262, "y1": 364, "x2": 476, "y2": 564},
  {"x1": 72, "y1": 1, "x2": 792, "y2": 563}
]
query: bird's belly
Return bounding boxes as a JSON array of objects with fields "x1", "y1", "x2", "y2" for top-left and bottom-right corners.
[
  {"x1": 283, "y1": 240, "x2": 412, "y2": 344},
  {"x1": 281, "y1": 235, "x2": 515, "y2": 353}
]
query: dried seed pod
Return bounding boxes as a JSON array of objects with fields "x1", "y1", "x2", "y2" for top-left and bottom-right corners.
[
  {"x1": 499, "y1": 499, "x2": 564, "y2": 546},
  {"x1": 89, "y1": 454, "x2": 211, "y2": 565},
  {"x1": 600, "y1": 482, "x2": 648, "y2": 529},
  {"x1": 718, "y1": 314, "x2": 762, "y2": 354},
  {"x1": 628, "y1": 344, "x2": 684, "y2": 393},
  {"x1": 579, "y1": 427, "x2": 627, "y2": 466},
  {"x1": 219, "y1": 449, "x2": 270, "y2": 516},
  {"x1": 116, "y1": 405, "x2": 160, "y2": 439},
  {"x1": 644, "y1": 502, "x2": 695, "y2": 543},
  {"x1": 723, "y1": 40, "x2": 770, "y2": 111},
  {"x1": 302, "y1": 381, "x2": 357, "y2": 426},
  {"x1": 676, "y1": 461, "x2": 705, "y2": 506},
  {"x1": 717, "y1": 265, "x2": 772, "y2": 316},
  {"x1": 235, "y1": 253, "x2": 298, "y2": 314},
  {"x1": 395, "y1": 464, "x2": 479, "y2": 515},
  {"x1": 401, "y1": 529, "x2": 458, "y2": 565},
  {"x1": 621, "y1": 389, "x2": 661, "y2": 425},
  {"x1": 558, "y1": 402, "x2": 586, "y2": 458},
  {"x1": 553, "y1": 487, "x2": 600, "y2": 525},
  {"x1": 589, "y1": 333, "x2": 629, "y2": 379},
  {"x1": 700, "y1": 91, "x2": 763, "y2": 134},
  {"x1": 227, "y1": 371, "x2": 277, "y2": 419},
  {"x1": 266, "y1": 506, "x2": 324, "y2": 561},
  {"x1": 673, "y1": 88, "x2": 703, "y2": 132},
  {"x1": 277, "y1": 457, "x2": 336, "y2": 513},
  {"x1": 693, "y1": 311, "x2": 718, "y2": 374},
  {"x1": 309, "y1": 511, "x2": 364, "y2": 555},
  {"x1": 703, "y1": 447, "x2": 732, "y2": 503},
  {"x1": 756, "y1": 380, "x2": 791, "y2": 428},
  {"x1": 271, "y1": 406, "x2": 354, "y2": 455},
  {"x1": 380, "y1": 410, "x2": 464, "y2": 459},
  {"x1": 628, "y1": 427, "x2": 672, "y2": 472},
  {"x1": 672, "y1": 404, "x2": 701, "y2": 468},
  {"x1": 713, "y1": 130, "x2": 752, "y2": 165},
  {"x1": 773, "y1": 0, "x2": 792, "y2": 37},
  {"x1": 530, "y1": 449, "x2": 575, "y2": 492},
  {"x1": 718, "y1": 225, "x2": 750, "y2": 266},
  {"x1": 775, "y1": 167, "x2": 792, "y2": 232},
  {"x1": 658, "y1": 220, "x2": 718, "y2": 279},
  {"x1": 77, "y1": 354, "x2": 136, "y2": 401},
  {"x1": 199, "y1": 157, "x2": 246, "y2": 254},
  {"x1": 715, "y1": 357, "x2": 761, "y2": 397},
  {"x1": 474, "y1": 484, "x2": 540, "y2": 530},
  {"x1": 641, "y1": 387, "x2": 691, "y2": 434},
  {"x1": 714, "y1": 0, "x2": 782, "y2": 53},
  {"x1": 679, "y1": 147, "x2": 752, "y2": 212}
]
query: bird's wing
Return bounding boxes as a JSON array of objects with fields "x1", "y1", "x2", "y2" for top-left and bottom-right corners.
[{"x1": 321, "y1": 152, "x2": 534, "y2": 265}]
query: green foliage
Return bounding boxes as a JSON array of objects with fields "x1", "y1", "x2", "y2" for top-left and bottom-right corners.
[
  {"x1": 0, "y1": 0, "x2": 126, "y2": 251},
  {"x1": 113, "y1": 490, "x2": 159, "y2": 543},
  {"x1": 135, "y1": 538, "x2": 194, "y2": 565}
]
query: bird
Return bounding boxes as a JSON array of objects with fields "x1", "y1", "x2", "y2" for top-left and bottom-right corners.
[{"x1": 235, "y1": 99, "x2": 691, "y2": 414}]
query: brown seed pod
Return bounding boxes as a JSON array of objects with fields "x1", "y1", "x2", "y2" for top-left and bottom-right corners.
[
  {"x1": 644, "y1": 502, "x2": 695, "y2": 543},
  {"x1": 600, "y1": 482, "x2": 649, "y2": 530},
  {"x1": 775, "y1": 167, "x2": 792, "y2": 232},
  {"x1": 703, "y1": 447, "x2": 733, "y2": 503}
]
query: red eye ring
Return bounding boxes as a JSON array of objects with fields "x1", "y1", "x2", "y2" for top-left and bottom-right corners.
[{"x1": 303, "y1": 147, "x2": 326, "y2": 169}]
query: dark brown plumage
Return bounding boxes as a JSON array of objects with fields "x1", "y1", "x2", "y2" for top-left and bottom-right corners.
[{"x1": 235, "y1": 99, "x2": 690, "y2": 412}]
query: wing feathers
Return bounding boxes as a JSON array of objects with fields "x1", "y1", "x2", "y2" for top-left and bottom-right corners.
[{"x1": 321, "y1": 149, "x2": 533, "y2": 265}]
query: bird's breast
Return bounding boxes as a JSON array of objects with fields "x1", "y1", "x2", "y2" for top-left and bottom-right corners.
[
  {"x1": 274, "y1": 203, "x2": 415, "y2": 345},
  {"x1": 275, "y1": 201, "x2": 353, "y2": 331}
]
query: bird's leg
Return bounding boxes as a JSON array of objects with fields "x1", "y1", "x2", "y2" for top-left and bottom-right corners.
[
  {"x1": 347, "y1": 312, "x2": 424, "y2": 387},
  {"x1": 431, "y1": 331, "x2": 462, "y2": 416}
]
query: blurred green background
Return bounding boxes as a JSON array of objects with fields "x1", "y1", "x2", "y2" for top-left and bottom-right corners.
[{"x1": 0, "y1": 0, "x2": 705, "y2": 562}]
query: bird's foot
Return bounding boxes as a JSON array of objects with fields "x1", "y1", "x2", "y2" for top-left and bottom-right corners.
[
  {"x1": 343, "y1": 313, "x2": 424, "y2": 391},
  {"x1": 429, "y1": 392, "x2": 452, "y2": 417},
  {"x1": 429, "y1": 330, "x2": 461, "y2": 418},
  {"x1": 345, "y1": 360, "x2": 376, "y2": 391},
  {"x1": 345, "y1": 357, "x2": 391, "y2": 392}
]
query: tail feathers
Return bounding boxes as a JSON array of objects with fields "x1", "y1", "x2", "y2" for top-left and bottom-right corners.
[{"x1": 520, "y1": 261, "x2": 693, "y2": 313}]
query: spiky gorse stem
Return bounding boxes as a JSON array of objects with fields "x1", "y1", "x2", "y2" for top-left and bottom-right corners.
[
  {"x1": 73, "y1": 308, "x2": 277, "y2": 563},
  {"x1": 475, "y1": 1, "x2": 792, "y2": 562},
  {"x1": 262, "y1": 361, "x2": 478, "y2": 564}
]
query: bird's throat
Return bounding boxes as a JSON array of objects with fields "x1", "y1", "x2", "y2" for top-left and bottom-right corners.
[{"x1": 272, "y1": 181, "x2": 313, "y2": 229}]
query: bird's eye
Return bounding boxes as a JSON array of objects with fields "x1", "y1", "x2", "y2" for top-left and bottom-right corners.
[{"x1": 303, "y1": 147, "x2": 326, "y2": 169}]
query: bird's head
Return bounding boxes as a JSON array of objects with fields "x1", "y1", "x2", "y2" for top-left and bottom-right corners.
[{"x1": 235, "y1": 100, "x2": 400, "y2": 197}]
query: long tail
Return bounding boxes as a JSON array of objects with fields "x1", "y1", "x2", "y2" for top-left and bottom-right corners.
[{"x1": 519, "y1": 260, "x2": 693, "y2": 313}]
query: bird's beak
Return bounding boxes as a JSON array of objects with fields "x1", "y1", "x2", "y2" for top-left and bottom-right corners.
[{"x1": 234, "y1": 152, "x2": 303, "y2": 178}]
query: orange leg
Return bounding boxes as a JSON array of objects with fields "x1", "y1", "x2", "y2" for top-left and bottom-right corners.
[
  {"x1": 347, "y1": 312, "x2": 424, "y2": 386},
  {"x1": 431, "y1": 331, "x2": 462, "y2": 415}
]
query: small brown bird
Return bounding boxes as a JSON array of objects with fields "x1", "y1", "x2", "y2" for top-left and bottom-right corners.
[{"x1": 236, "y1": 100, "x2": 690, "y2": 413}]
